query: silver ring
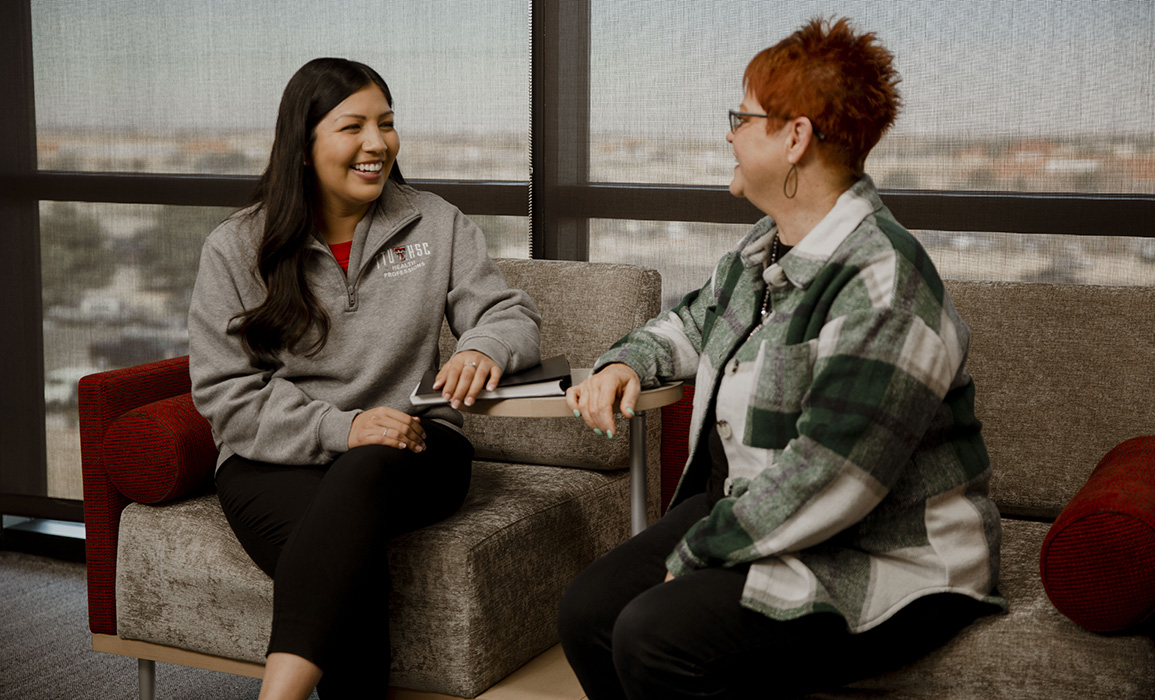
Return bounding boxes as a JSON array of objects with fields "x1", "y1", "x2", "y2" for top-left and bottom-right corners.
[
  {"x1": 465, "y1": 361, "x2": 478, "y2": 367},
  {"x1": 383, "y1": 428, "x2": 391, "y2": 438}
]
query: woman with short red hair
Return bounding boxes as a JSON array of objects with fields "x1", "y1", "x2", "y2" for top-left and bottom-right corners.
[{"x1": 559, "y1": 18, "x2": 1005, "y2": 699}]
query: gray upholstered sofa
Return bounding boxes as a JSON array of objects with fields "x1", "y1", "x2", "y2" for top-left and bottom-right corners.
[
  {"x1": 80, "y1": 259, "x2": 664, "y2": 698},
  {"x1": 808, "y1": 280, "x2": 1155, "y2": 698},
  {"x1": 83, "y1": 268, "x2": 1155, "y2": 699}
]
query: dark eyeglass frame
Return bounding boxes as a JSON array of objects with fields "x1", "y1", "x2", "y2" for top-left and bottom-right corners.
[{"x1": 728, "y1": 109, "x2": 827, "y2": 141}]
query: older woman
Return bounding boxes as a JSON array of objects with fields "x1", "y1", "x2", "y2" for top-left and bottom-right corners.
[{"x1": 559, "y1": 18, "x2": 1004, "y2": 700}]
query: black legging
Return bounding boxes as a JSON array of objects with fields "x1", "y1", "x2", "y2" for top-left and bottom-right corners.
[
  {"x1": 215, "y1": 419, "x2": 473, "y2": 698},
  {"x1": 558, "y1": 492, "x2": 993, "y2": 700}
]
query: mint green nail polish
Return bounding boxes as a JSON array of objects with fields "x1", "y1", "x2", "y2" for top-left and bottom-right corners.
[
  {"x1": 607, "y1": 430, "x2": 615, "y2": 439},
  {"x1": 573, "y1": 409, "x2": 582, "y2": 418},
  {"x1": 625, "y1": 407, "x2": 635, "y2": 417},
  {"x1": 593, "y1": 428, "x2": 603, "y2": 436}
]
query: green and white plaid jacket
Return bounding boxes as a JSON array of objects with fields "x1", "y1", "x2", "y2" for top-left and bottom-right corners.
[{"x1": 597, "y1": 176, "x2": 1005, "y2": 632}]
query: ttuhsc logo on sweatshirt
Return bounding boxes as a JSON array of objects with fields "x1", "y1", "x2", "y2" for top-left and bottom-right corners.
[{"x1": 376, "y1": 241, "x2": 432, "y2": 279}]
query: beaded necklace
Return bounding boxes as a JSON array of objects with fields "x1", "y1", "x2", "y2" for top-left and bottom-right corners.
[{"x1": 748, "y1": 232, "x2": 782, "y2": 341}]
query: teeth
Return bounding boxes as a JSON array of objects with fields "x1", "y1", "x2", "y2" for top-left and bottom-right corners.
[{"x1": 353, "y1": 162, "x2": 382, "y2": 172}]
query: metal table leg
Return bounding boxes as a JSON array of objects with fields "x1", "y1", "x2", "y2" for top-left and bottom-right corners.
[
  {"x1": 138, "y1": 658, "x2": 156, "y2": 700},
  {"x1": 629, "y1": 412, "x2": 647, "y2": 535}
]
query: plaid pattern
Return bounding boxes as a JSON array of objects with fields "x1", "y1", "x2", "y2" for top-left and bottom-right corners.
[{"x1": 598, "y1": 177, "x2": 1004, "y2": 632}]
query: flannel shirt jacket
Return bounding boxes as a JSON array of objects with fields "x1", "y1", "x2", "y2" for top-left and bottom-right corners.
[{"x1": 596, "y1": 176, "x2": 1005, "y2": 632}]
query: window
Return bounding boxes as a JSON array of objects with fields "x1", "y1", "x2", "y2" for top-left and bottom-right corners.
[{"x1": 2, "y1": 0, "x2": 1153, "y2": 519}]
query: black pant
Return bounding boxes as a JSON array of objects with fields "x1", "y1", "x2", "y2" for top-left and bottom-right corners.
[
  {"x1": 215, "y1": 419, "x2": 473, "y2": 698},
  {"x1": 558, "y1": 493, "x2": 991, "y2": 700}
]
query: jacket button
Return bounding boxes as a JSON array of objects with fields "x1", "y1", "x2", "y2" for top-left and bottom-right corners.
[{"x1": 717, "y1": 421, "x2": 732, "y2": 439}]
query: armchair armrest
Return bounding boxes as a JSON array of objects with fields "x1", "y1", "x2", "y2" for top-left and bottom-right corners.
[{"x1": 79, "y1": 355, "x2": 210, "y2": 635}]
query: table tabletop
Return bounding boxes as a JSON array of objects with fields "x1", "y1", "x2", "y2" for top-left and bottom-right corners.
[{"x1": 457, "y1": 368, "x2": 683, "y2": 417}]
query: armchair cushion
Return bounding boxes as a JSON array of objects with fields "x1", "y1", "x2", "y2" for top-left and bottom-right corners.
[
  {"x1": 104, "y1": 393, "x2": 217, "y2": 504},
  {"x1": 1040, "y1": 436, "x2": 1155, "y2": 633}
]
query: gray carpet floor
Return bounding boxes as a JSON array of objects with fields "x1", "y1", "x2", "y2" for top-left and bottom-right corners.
[{"x1": 0, "y1": 550, "x2": 267, "y2": 699}]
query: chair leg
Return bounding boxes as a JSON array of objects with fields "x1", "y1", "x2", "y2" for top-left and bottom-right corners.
[{"x1": 138, "y1": 658, "x2": 156, "y2": 700}]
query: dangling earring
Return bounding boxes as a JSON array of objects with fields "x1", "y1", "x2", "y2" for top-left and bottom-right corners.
[{"x1": 784, "y1": 163, "x2": 798, "y2": 199}]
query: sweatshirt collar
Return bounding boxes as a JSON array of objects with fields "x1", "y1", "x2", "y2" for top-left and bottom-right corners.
[{"x1": 344, "y1": 180, "x2": 422, "y2": 277}]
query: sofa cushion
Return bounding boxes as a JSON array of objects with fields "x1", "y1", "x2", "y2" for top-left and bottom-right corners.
[
  {"x1": 116, "y1": 460, "x2": 633, "y2": 698},
  {"x1": 946, "y1": 281, "x2": 1155, "y2": 519},
  {"x1": 1040, "y1": 436, "x2": 1155, "y2": 633},
  {"x1": 104, "y1": 393, "x2": 216, "y2": 504},
  {"x1": 808, "y1": 519, "x2": 1155, "y2": 699},
  {"x1": 447, "y1": 260, "x2": 663, "y2": 471}
]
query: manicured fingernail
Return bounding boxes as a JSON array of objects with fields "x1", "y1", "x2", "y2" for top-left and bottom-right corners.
[
  {"x1": 625, "y1": 408, "x2": 635, "y2": 417},
  {"x1": 607, "y1": 430, "x2": 615, "y2": 439},
  {"x1": 593, "y1": 428, "x2": 603, "y2": 436},
  {"x1": 451, "y1": 399, "x2": 460, "y2": 409},
  {"x1": 464, "y1": 397, "x2": 474, "y2": 406},
  {"x1": 573, "y1": 409, "x2": 582, "y2": 418},
  {"x1": 442, "y1": 393, "x2": 452, "y2": 401},
  {"x1": 487, "y1": 384, "x2": 496, "y2": 391}
]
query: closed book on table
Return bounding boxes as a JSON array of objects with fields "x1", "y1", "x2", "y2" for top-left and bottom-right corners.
[{"x1": 410, "y1": 355, "x2": 572, "y2": 406}]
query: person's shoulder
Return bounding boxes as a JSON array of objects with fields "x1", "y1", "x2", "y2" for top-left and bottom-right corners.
[
  {"x1": 389, "y1": 181, "x2": 461, "y2": 216},
  {"x1": 202, "y1": 205, "x2": 263, "y2": 258}
]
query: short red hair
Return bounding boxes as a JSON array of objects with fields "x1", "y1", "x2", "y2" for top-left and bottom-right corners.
[{"x1": 744, "y1": 17, "x2": 901, "y2": 173}]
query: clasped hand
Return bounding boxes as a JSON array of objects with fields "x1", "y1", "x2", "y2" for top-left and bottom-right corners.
[{"x1": 347, "y1": 350, "x2": 500, "y2": 452}]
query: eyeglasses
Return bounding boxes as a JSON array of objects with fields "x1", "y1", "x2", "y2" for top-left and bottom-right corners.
[{"x1": 728, "y1": 109, "x2": 826, "y2": 141}]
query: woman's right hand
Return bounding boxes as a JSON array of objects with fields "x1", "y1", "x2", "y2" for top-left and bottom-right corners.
[
  {"x1": 565, "y1": 363, "x2": 641, "y2": 438},
  {"x1": 349, "y1": 407, "x2": 427, "y2": 452}
]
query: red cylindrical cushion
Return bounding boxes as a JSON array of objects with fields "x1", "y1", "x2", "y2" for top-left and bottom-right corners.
[
  {"x1": 104, "y1": 392, "x2": 218, "y2": 504},
  {"x1": 1040, "y1": 436, "x2": 1155, "y2": 633}
]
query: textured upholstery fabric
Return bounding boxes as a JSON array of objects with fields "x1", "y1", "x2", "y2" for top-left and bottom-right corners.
[
  {"x1": 104, "y1": 393, "x2": 216, "y2": 504},
  {"x1": 1041, "y1": 436, "x2": 1155, "y2": 633},
  {"x1": 79, "y1": 355, "x2": 193, "y2": 636},
  {"x1": 809, "y1": 520, "x2": 1155, "y2": 699},
  {"x1": 117, "y1": 461, "x2": 632, "y2": 697},
  {"x1": 946, "y1": 281, "x2": 1155, "y2": 519},
  {"x1": 444, "y1": 260, "x2": 663, "y2": 474}
]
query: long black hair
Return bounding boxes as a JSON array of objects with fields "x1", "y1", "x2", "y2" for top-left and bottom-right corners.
[{"x1": 231, "y1": 57, "x2": 405, "y2": 365}]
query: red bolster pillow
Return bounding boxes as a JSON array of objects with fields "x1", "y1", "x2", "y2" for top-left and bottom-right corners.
[
  {"x1": 1040, "y1": 436, "x2": 1155, "y2": 633},
  {"x1": 103, "y1": 392, "x2": 218, "y2": 504}
]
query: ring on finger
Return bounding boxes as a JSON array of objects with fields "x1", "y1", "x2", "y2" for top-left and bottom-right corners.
[
  {"x1": 383, "y1": 428, "x2": 391, "y2": 438},
  {"x1": 465, "y1": 361, "x2": 478, "y2": 367}
]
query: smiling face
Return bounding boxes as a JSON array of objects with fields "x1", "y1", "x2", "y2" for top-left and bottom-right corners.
[
  {"x1": 726, "y1": 90, "x2": 789, "y2": 213},
  {"x1": 309, "y1": 83, "x2": 400, "y2": 222}
]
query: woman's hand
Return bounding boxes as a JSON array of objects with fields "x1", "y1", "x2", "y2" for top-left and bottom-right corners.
[
  {"x1": 349, "y1": 406, "x2": 426, "y2": 452},
  {"x1": 434, "y1": 350, "x2": 501, "y2": 409},
  {"x1": 565, "y1": 363, "x2": 641, "y2": 438}
]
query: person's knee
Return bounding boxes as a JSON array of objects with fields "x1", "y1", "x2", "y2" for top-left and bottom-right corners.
[
  {"x1": 609, "y1": 595, "x2": 662, "y2": 669},
  {"x1": 558, "y1": 571, "x2": 603, "y2": 650},
  {"x1": 330, "y1": 445, "x2": 399, "y2": 490},
  {"x1": 610, "y1": 588, "x2": 710, "y2": 696}
]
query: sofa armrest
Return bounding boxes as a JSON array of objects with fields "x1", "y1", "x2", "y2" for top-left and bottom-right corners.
[{"x1": 79, "y1": 355, "x2": 198, "y2": 635}]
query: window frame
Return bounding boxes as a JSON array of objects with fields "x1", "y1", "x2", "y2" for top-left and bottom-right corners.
[{"x1": 2, "y1": 0, "x2": 1153, "y2": 521}]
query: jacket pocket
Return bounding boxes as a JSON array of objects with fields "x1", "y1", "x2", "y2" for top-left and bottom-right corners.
[{"x1": 744, "y1": 340, "x2": 815, "y2": 450}]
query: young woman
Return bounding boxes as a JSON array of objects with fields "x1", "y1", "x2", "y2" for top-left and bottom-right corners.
[
  {"x1": 188, "y1": 58, "x2": 541, "y2": 699},
  {"x1": 561, "y1": 18, "x2": 1004, "y2": 699}
]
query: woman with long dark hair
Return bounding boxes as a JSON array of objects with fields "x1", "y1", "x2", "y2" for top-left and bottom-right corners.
[
  {"x1": 188, "y1": 57, "x2": 541, "y2": 698},
  {"x1": 559, "y1": 18, "x2": 1004, "y2": 699}
]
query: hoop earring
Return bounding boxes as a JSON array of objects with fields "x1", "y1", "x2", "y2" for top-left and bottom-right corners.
[{"x1": 784, "y1": 163, "x2": 798, "y2": 199}]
